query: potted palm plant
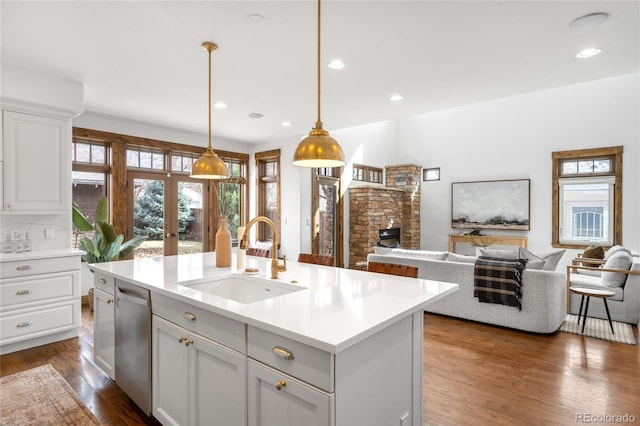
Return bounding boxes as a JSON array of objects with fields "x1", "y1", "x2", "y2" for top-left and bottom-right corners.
[{"x1": 73, "y1": 196, "x2": 147, "y2": 309}]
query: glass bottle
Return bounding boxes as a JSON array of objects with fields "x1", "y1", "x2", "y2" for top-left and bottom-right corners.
[
  {"x1": 4, "y1": 234, "x2": 14, "y2": 253},
  {"x1": 23, "y1": 233, "x2": 32, "y2": 252}
]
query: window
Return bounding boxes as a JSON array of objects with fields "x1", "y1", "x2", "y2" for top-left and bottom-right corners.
[
  {"x1": 217, "y1": 158, "x2": 247, "y2": 242},
  {"x1": 353, "y1": 164, "x2": 383, "y2": 184},
  {"x1": 255, "y1": 149, "x2": 280, "y2": 242},
  {"x1": 72, "y1": 139, "x2": 109, "y2": 249},
  {"x1": 127, "y1": 147, "x2": 165, "y2": 171},
  {"x1": 552, "y1": 146, "x2": 622, "y2": 248}
]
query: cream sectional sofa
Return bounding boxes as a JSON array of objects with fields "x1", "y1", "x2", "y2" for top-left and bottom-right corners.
[{"x1": 367, "y1": 250, "x2": 567, "y2": 333}]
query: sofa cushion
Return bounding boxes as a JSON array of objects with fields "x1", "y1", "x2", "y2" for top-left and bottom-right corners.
[
  {"x1": 373, "y1": 246, "x2": 393, "y2": 255},
  {"x1": 604, "y1": 245, "x2": 632, "y2": 261},
  {"x1": 518, "y1": 248, "x2": 565, "y2": 271},
  {"x1": 570, "y1": 274, "x2": 624, "y2": 301},
  {"x1": 601, "y1": 251, "x2": 633, "y2": 288},
  {"x1": 478, "y1": 248, "x2": 518, "y2": 259},
  {"x1": 389, "y1": 248, "x2": 448, "y2": 260},
  {"x1": 446, "y1": 253, "x2": 477, "y2": 264}
]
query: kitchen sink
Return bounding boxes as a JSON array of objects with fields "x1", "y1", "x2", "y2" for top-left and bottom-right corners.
[{"x1": 182, "y1": 276, "x2": 306, "y2": 304}]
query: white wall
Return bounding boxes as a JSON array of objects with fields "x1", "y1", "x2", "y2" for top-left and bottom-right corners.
[{"x1": 395, "y1": 73, "x2": 639, "y2": 267}]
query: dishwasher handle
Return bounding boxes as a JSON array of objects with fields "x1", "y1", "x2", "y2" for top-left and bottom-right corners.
[{"x1": 116, "y1": 287, "x2": 149, "y2": 307}]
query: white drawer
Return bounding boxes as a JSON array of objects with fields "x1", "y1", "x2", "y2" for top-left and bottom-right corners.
[
  {"x1": 0, "y1": 300, "x2": 80, "y2": 345},
  {"x1": 248, "y1": 326, "x2": 334, "y2": 392},
  {"x1": 93, "y1": 271, "x2": 115, "y2": 295},
  {"x1": 0, "y1": 256, "x2": 79, "y2": 279},
  {"x1": 0, "y1": 271, "x2": 77, "y2": 310},
  {"x1": 152, "y1": 292, "x2": 246, "y2": 354}
]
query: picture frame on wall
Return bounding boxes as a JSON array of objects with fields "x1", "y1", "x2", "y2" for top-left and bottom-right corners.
[
  {"x1": 423, "y1": 167, "x2": 440, "y2": 181},
  {"x1": 451, "y1": 179, "x2": 530, "y2": 230}
]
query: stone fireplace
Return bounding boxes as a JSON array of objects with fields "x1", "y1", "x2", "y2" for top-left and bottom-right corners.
[{"x1": 348, "y1": 164, "x2": 421, "y2": 268}]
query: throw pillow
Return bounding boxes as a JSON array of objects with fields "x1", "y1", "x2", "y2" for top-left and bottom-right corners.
[
  {"x1": 604, "y1": 245, "x2": 632, "y2": 261},
  {"x1": 518, "y1": 247, "x2": 566, "y2": 271},
  {"x1": 446, "y1": 253, "x2": 477, "y2": 264},
  {"x1": 601, "y1": 251, "x2": 633, "y2": 288},
  {"x1": 583, "y1": 244, "x2": 605, "y2": 259},
  {"x1": 478, "y1": 248, "x2": 518, "y2": 259},
  {"x1": 525, "y1": 259, "x2": 546, "y2": 270}
]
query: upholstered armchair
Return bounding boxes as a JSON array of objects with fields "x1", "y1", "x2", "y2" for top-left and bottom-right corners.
[{"x1": 567, "y1": 257, "x2": 640, "y2": 325}]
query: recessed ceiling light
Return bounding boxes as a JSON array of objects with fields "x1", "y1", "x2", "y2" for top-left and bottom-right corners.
[
  {"x1": 248, "y1": 112, "x2": 264, "y2": 119},
  {"x1": 576, "y1": 48, "x2": 602, "y2": 58},
  {"x1": 569, "y1": 12, "x2": 609, "y2": 30},
  {"x1": 213, "y1": 102, "x2": 227, "y2": 109},
  {"x1": 247, "y1": 14, "x2": 265, "y2": 23},
  {"x1": 328, "y1": 60, "x2": 345, "y2": 70},
  {"x1": 281, "y1": 121, "x2": 292, "y2": 127},
  {"x1": 390, "y1": 94, "x2": 404, "y2": 102}
]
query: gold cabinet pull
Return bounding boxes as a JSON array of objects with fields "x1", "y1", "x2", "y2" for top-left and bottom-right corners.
[
  {"x1": 276, "y1": 380, "x2": 287, "y2": 391},
  {"x1": 185, "y1": 338, "x2": 194, "y2": 347},
  {"x1": 107, "y1": 298, "x2": 114, "y2": 304},
  {"x1": 16, "y1": 289, "x2": 32, "y2": 295},
  {"x1": 272, "y1": 346, "x2": 295, "y2": 360},
  {"x1": 16, "y1": 265, "x2": 32, "y2": 271},
  {"x1": 17, "y1": 321, "x2": 32, "y2": 328},
  {"x1": 183, "y1": 312, "x2": 197, "y2": 321},
  {"x1": 178, "y1": 336, "x2": 188, "y2": 343}
]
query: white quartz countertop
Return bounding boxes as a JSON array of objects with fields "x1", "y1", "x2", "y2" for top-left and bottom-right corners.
[
  {"x1": 90, "y1": 252, "x2": 458, "y2": 353},
  {"x1": 0, "y1": 248, "x2": 84, "y2": 262}
]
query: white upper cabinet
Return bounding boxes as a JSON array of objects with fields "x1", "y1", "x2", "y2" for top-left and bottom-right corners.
[{"x1": 2, "y1": 111, "x2": 71, "y2": 212}]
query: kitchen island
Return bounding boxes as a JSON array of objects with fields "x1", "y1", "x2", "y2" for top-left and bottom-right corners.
[{"x1": 91, "y1": 252, "x2": 458, "y2": 426}]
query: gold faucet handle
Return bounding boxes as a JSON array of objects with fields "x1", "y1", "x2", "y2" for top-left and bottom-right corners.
[{"x1": 275, "y1": 255, "x2": 287, "y2": 272}]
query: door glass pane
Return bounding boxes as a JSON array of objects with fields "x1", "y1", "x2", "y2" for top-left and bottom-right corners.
[
  {"x1": 177, "y1": 181, "x2": 204, "y2": 255},
  {"x1": 72, "y1": 171, "x2": 106, "y2": 249},
  {"x1": 133, "y1": 178, "x2": 164, "y2": 258},
  {"x1": 318, "y1": 181, "x2": 336, "y2": 258}
]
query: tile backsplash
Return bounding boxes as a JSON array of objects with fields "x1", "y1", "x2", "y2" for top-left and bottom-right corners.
[{"x1": 0, "y1": 213, "x2": 71, "y2": 252}]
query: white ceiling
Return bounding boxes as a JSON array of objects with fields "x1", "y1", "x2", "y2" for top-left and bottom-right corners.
[{"x1": 2, "y1": 1, "x2": 638, "y2": 145}]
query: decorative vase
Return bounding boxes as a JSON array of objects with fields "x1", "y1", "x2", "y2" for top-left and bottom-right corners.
[{"x1": 216, "y1": 216, "x2": 232, "y2": 267}]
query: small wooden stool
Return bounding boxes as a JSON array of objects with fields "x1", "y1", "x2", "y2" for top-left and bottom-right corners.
[{"x1": 570, "y1": 286, "x2": 616, "y2": 334}]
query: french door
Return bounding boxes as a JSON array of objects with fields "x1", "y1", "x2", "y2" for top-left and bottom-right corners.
[{"x1": 128, "y1": 172, "x2": 210, "y2": 258}]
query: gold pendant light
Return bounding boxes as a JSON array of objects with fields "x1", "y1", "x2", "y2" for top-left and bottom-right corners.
[
  {"x1": 292, "y1": 0, "x2": 345, "y2": 168},
  {"x1": 191, "y1": 42, "x2": 229, "y2": 180}
]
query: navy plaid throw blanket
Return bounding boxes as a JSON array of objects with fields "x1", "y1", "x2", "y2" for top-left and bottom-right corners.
[{"x1": 473, "y1": 256, "x2": 526, "y2": 310}]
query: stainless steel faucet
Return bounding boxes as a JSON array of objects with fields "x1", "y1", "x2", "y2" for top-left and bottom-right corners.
[{"x1": 239, "y1": 216, "x2": 287, "y2": 279}]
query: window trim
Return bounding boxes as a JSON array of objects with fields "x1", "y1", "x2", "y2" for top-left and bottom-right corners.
[
  {"x1": 552, "y1": 146, "x2": 623, "y2": 249},
  {"x1": 255, "y1": 149, "x2": 281, "y2": 244}
]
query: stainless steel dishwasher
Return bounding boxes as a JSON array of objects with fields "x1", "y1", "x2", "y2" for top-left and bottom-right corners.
[{"x1": 115, "y1": 280, "x2": 151, "y2": 415}]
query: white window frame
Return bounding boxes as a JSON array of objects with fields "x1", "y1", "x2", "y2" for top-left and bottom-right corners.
[{"x1": 558, "y1": 176, "x2": 614, "y2": 246}]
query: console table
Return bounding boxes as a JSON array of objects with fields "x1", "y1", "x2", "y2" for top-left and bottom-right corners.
[{"x1": 448, "y1": 234, "x2": 528, "y2": 253}]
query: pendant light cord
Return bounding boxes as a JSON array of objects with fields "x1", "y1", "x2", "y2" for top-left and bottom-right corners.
[
  {"x1": 316, "y1": 0, "x2": 322, "y2": 127},
  {"x1": 208, "y1": 46, "x2": 213, "y2": 150}
]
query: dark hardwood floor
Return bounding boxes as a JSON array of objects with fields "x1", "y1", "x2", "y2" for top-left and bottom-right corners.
[
  {"x1": 1, "y1": 305, "x2": 638, "y2": 425},
  {"x1": 0, "y1": 304, "x2": 159, "y2": 425},
  {"x1": 423, "y1": 314, "x2": 640, "y2": 425}
]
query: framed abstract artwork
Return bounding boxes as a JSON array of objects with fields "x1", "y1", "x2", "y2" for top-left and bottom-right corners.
[{"x1": 451, "y1": 179, "x2": 530, "y2": 230}]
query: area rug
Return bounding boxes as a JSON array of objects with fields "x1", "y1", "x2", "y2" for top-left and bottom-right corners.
[
  {"x1": 560, "y1": 314, "x2": 637, "y2": 345},
  {"x1": 0, "y1": 364, "x2": 100, "y2": 425}
]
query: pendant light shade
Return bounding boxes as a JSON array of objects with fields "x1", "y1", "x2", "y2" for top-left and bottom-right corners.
[
  {"x1": 292, "y1": 0, "x2": 345, "y2": 168},
  {"x1": 191, "y1": 42, "x2": 229, "y2": 180}
]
